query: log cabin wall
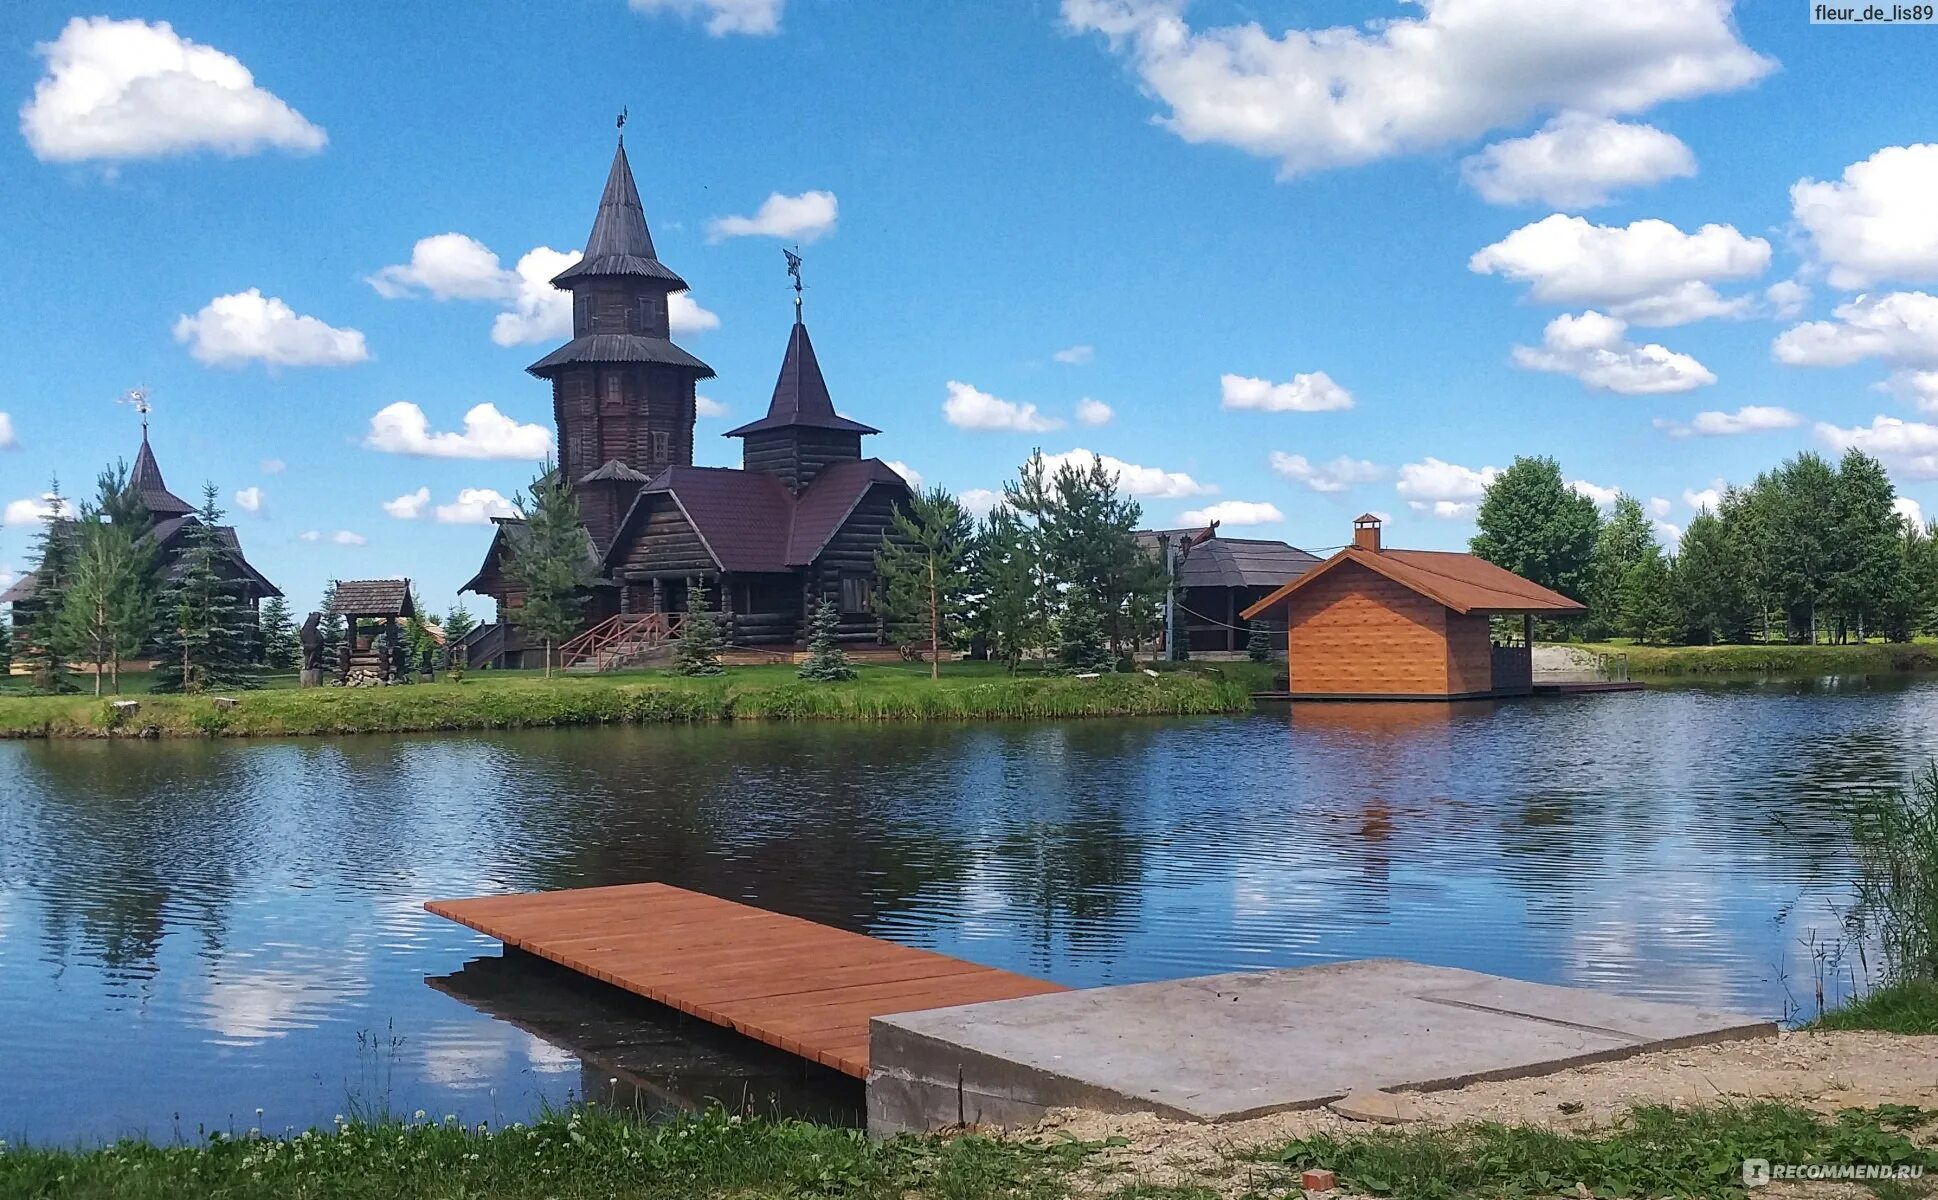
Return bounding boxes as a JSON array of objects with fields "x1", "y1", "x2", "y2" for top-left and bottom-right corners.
[
  {"x1": 741, "y1": 428, "x2": 863, "y2": 494},
  {"x1": 1443, "y1": 611, "x2": 1496, "y2": 696},
  {"x1": 1284, "y1": 561, "x2": 1452, "y2": 695},
  {"x1": 615, "y1": 501, "x2": 715, "y2": 580},
  {"x1": 809, "y1": 483, "x2": 908, "y2": 642}
]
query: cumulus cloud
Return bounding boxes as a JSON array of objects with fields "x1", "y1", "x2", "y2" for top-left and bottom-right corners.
[
  {"x1": 1653, "y1": 405, "x2": 1802, "y2": 437},
  {"x1": 1512, "y1": 311, "x2": 1716, "y2": 394},
  {"x1": 233, "y1": 486, "x2": 263, "y2": 514},
  {"x1": 1881, "y1": 370, "x2": 1938, "y2": 413},
  {"x1": 1061, "y1": 0, "x2": 1771, "y2": 178},
  {"x1": 1461, "y1": 114, "x2": 1696, "y2": 207},
  {"x1": 1470, "y1": 215, "x2": 1769, "y2": 325},
  {"x1": 1040, "y1": 448, "x2": 1214, "y2": 498},
  {"x1": 3, "y1": 493, "x2": 68, "y2": 527},
  {"x1": 1178, "y1": 500, "x2": 1284, "y2": 526},
  {"x1": 1220, "y1": 371, "x2": 1353, "y2": 412},
  {"x1": 1268, "y1": 452, "x2": 1384, "y2": 493},
  {"x1": 705, "y1": 191, "x2": 838, "y2": 242},
  {"x1": 628, "y1": 0, "x2": 784, "y2": 36},
  {"x1": 367, "y1": 233, "x2": 517, "y2": 301},
  {"x1": 1684, "y1": 482, "x2": 1724, "y2": 513},
  {"x1": 884, "y1": 460, "x2": 923, "y2": 489},
  {"x1": 1054, "y1": 345, "x2": 1095, "y2": 365},
  {"x1": 942, "y1": 381, "x2": 1063, "y2": 432},
  {"x1": 0, "y1": 413, "x2": 15, "y2": 450},
  {"x1": 1767, "y1": 279, "x2": 1810, "y2": 319},
  {"x1": 1075, "y1": 398, "x2": 1114, "y2": 426},
  {"x1": 382, "y1": 486, "x2": 430, "y2": 520},
  {"x1": 435, "y1": 488, "x2": 518, "y2": 525},
  {"x1": 1773, "y1": 291, "x2": 1938, "y2": 367},
  {"x1": 1570, "y1": 479, "x2": 1622, "y2": 509},
  {"x1": 299, "y1": 529, "x2": 365, "y2": 546},
  {"x1": 1816, "y1": 415, "x2": 1938, "y2": 479},
  {"x1": 259, "y1": 457, "x2": 285, "y2": 475},
  {"x1": 173, "y1": 290, "x2": 368, "y2": 368},
  {"x1": 20, "y1": 17, "x2": 326, "y2": 163},
  {"x1": 363, "y1": 402, "x2": 553, "y2": 460},
  {"x1": 695, "y1": 395, "x2": 729, "y2": 418},
  {"x1": 1396, "y1": 457, "x2": 1500, "y2": 518},
  {"x1": 958, "y1": 488, "x2": 1002, "y2": 517},
  {"x1": 1895, "y1": 496, "x2": 1925, "y2": 529},
  {"x1": 1792, "y1": 144, "x2": 1938, "y2": 290},
  {"x1": 1648, "y1": 496, "x2": 1673, "y2": 518}
]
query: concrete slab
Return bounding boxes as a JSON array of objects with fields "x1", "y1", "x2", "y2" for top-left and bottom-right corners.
[{"x1": 866, "y1": 959, "x2": 1774, "y2": 1134}]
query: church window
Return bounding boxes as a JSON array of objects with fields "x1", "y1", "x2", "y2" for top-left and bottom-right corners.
[
  {"x1": 652, "y1": 430, "x2": 670, "y2": 459},
  {"x1": 840, "y1": 574, "x2": 871, "y2": 615},
  {"x1": 638, "y1": 295, "x2": 660, "y2": 332},
  {"x1": 603, "y1": 373, "x2": 623, "y2": 406},
  {"x1": 573, "y1": 292, "x2": 591, "y2": 330}
]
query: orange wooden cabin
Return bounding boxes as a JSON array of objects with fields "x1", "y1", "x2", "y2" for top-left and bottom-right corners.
[{"x1": 1241, "y1": 514, "x2": 1585, "y2": 700}]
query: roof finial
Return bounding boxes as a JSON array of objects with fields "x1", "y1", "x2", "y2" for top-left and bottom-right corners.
[
  {"x1": 119, "y1": 385, "x2": 152, "y2": 439},
  {"x1": 616, "y1": 106, "x2": 628, "y2": 142},
  {"x1": 784, "y1": 246, "x2": 804, "y2": 323}
]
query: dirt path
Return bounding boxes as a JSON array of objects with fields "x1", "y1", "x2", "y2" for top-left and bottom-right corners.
[{"x1": 1035, "y1": 1031, "x2": 1937, "y2": 1197}]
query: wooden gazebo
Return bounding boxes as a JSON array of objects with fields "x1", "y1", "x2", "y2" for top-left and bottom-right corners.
[{"x1": 330, "y1": 579, "x2": 415, "y2": 681}]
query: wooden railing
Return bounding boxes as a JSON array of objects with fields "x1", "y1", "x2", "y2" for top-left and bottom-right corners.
[{"x1": 557, "y1": 612, "x2": 688, "y2": 672}]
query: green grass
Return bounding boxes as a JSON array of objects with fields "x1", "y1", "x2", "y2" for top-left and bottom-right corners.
[
  {"x1": 0, "y1": 1107, "x2": 1112, "y2": 1200},
  {"x1": 1560, "y1": 641, "x2": 1938, "y2": 677},
  {"x1": 1270, "y1": 1103, "x2": 1938, "y2": 1200},
  {"x1": 1813, "y1": 980, "x2": 1938, "y2": 1035},
  {"x1": 0, "y1": 661, "x2": 1261, "y2": 739}
]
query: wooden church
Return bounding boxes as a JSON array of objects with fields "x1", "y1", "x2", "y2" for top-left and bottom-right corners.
[{"x1": 461, "y1": 135, "x2": 911, "y2": 668}]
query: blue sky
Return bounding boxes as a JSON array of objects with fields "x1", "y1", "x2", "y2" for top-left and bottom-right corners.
[{"x1": 3, "y1": 0, "x2": 1937, "y2": 616}]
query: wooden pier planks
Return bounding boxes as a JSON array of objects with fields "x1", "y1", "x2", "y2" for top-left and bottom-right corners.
[{"x1": 426, "y1": 882, "x2": 1066, "y2": 1078}]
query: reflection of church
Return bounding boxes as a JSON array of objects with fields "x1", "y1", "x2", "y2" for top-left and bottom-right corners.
[{"x1": 462, "y1": 135, "x2": 910, "y2": 668}]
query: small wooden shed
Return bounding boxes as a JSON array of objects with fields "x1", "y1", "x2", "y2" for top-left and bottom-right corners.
[
  {"x1": 330, "y1": 579, "x2": 415, "y2": 679},
  {"x1": 1241, "y1": 515, "x2": 1585, "y2": 700}
]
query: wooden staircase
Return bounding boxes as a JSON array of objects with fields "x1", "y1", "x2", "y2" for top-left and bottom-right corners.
[{"x1": 558, "y1": 612, "x2": 687, "y2": 673}]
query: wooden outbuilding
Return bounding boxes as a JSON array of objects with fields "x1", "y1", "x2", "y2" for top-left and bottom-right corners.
[
  {"x1": 1241, "y1": 515, "x2": 1585, "y2": 700},
  {"x1": 329, "y1": 579, "x2": 416, "y2": 680}
]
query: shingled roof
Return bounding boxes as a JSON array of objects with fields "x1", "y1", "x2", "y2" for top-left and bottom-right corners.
[
  {"x1": 330, "y1": 579, "x2": 415, "y2": 618},
  {"x1": 130, "y1": 432, "x2": 194, "y2": 517},
  {"x1": 725, "y1": 318, "x2": 879, "y2": 438},
  {"x1": 550, "y1": 139, "x2": 689, "y2": 290},
  {"x1": 1139, "y1": 531, "x2": 1322, "y2": 589},
  {"x1": 526, "y1": 333, "x2": 716, "y2": 379},
  {"x1": 3, "y1": 513, "x2": 282, "y2": 604}
]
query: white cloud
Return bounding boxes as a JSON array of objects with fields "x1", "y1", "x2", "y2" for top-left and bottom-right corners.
[
  {"x1": 435, "y1": 488, "x2": 518, "y2": 525},
  {"x1": 1647, "y1": 496, "x2": 1673, "y2": 519},
  {"x1": 1653, "y1": 405, "x2": 1802, "y2": 437},
  {"x1": 1882, "y1": 370, "x2": 1938, "y2": 414},
  {"x1": 1512, "y1": 311, "x2": 1716, "y2": 394},
  {"x1": 1792, "y1": 144, "x2": 1938, "y2": 290},
  {"x1": 1655, "y1": 520, "x2": 1683, "y2": 546},
  {"x1": 259, "y1": 457, "x2": 285, "y2": 475},
  {"x1": 942, "y1": 381, "x2": 1063, "y2": 432},
  {"x1": 1061, "y1": 0, "x2": 1771, "y2": 178},
  {"x1": 1895, "y1": 496, "x2": 1924, "y2": 529},
  {"x1": 1075, "y1": 397, "x2": 1114, "y2": 426},
  {"x1": 1470, "y1": 215, "x2": 1768, "y2": 325},
  {"x1": 1178, "y1": 500, "x2": 1284, "y2": 526},
  {"x1": 3, "y1": 493, "x2": 68, "y2": 527},
  {"x1": 1461, "y1": 114, "x2": 1696, "y2": 208},
  {"x1": 1220, "y1": 371, "x2": 1353, "y2": 412},
  {"x1": 486, "y1": 246, "x2": 719, "y2": 347},
  {"x1": 705, "y1": 191, "x2": 838, "y2": 243},
  {"x1": 1684, "y1": 482, "x2": 1724, "y2": 513},
  {"x1": 20, "y1": 17, "x2": 326, "y2": 163},
  {"x1": 1054, "y1": 344, "x2": 1095, "y2": 365},
  {"x1": 628, "y1": 0, "x2": 783, "y2": 36},
  {"x1": 233, "y1": 486, "x2": 263, "y2": 515},
  {"x1": 382, "y1": 486, "x2": 430, "y2": 520},
  {"x1": 300, "y1": 529, "x2": 366, "y2": 546},
  {"x1": 1268, "y1": 452, "x2": 1384, "y2": 493},
  {"x1": 0, "y1": 413, "x2": 14, "y2": 450},
  {"x1": 1766, "y1": 279, "x2": 1810, "y2": 319},
  {"x1": 1397, "y1": 457, "x2": 1500, "y2": 518},
  {"x1": 1570, "y1": 479, "x2": 1622, "y2": 509},
  {"x1": 0, "y1": 566, "x2": 13, "y2": 591},
  {"x1": 1773, "y1": 291, "x2": 1938, "y2": 367},
  {"x1": 958, "y1": 488, "x2": 1002, "y2": 517},
  {"x1": 1816, "y1": 415, "x2": 1938, "y2": 479},
  {"x1": 695, "y1": 395, "x2": 729, "y2": 418},
  {"x1": 1040, "y1": 448, "x2": 1214, "y2": 498},
  {"x1": 363, "y1": 402, "x2": 553, "y2": 460},
  {"x1": 884, "y1": 460, "x2": 923, "y2": 489},
  {"x1": 368, "y1": 233, "x2": 517, "y2": 301},
  {"x1": 173, "y1": 289, "x2": 368, "y2": 368}
]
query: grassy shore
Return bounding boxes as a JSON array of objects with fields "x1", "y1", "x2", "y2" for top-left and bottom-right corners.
[
  {"x1": 0, "y1": 662, "x2": 1267, "y2": 739},
  {"x1": 1563, "y1": 640, "x2": 1938, "y2": 677}
]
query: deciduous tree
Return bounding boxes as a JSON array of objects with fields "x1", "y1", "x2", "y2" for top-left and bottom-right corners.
[{"x1": 1471, "y1": 456, "x2": 1600, "y2": 613}]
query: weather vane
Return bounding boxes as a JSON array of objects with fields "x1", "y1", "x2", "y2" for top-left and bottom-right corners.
[
  {"x1": 784, "y1": 246, "x2": 804, "y2": 318},
  {"x1": 118, "y1": 386, "x2": 152, "y2": 435},
  {"x1": 616, "y1": 107, "x2": 628, "y2": 134}
]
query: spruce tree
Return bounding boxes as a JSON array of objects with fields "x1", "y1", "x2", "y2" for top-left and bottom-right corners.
[
  {"x1": 151, "y1": 485, "x2": 256, "y2": 694},
  {"x1": 673, "y1": 580, "x2": 724, "y2": 676},
  {"x1": 56, "y1": 512, "x2": 153, "y2": 695},
  {"x1": 444, "y1": 602, "x2": 477, "y2": 675},
  {"x1": 258, "y1": 595, "x2": 298, "y2": 671},
  {"x1": 1055, "y1": 591, "x2": 1113, "y2": 674},
  {"x1": 319, "y1": 582, "x2": 346, "y2": 668},
  {"x1": 19, "y1": 479, "x2": 75, "y2": 693},
  {"x1": 1246, "y1": 619, "x2": 1274, "y2": 663},
  {"x1": 876, "y1": 486, "x2": 975, "y2": 679},
  {"x1": 1005, "y1": 451, "x2": 1161, "y2": 656},
  {"x1": 798, "y1": 598, "x2": 856, "y2": 681},
  {"x1": 507, "y1": 463, "x2": 587, "y2": 676},
  {"x1": 0, "y1": 612, "x2": 13, "y2": 680}
]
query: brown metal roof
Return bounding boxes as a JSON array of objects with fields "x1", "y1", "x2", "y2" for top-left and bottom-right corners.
[
  {"x1": 578, "y1": 459, "x2": 652, "y2": 484},
  {"x1": 1242, "y1": 546, "x2": 1586, "y2": 620},
  {"x1": 726, "y1": 319, "x2": 879, "y2": 438},
  {"x1": 785, "y1": 459, "x2": 907, "y2": 565},
  {"x1": 550, "y1": 139, "x2": 688, "y2": 290},
  {"x1": 130, "y1": 433, "x2": 194, "y2": 517},
  {"x1": 330, "y1": 579, "x2": 415, "y2": 618}
]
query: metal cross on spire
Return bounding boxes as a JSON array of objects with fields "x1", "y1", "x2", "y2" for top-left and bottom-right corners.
[
  {"x1": 784, "y1": 246, "x2": 804, "y2": 320},
  {"x1": 616, "y1": 107, "x2": 628, "y2": 140},
  {"x1": 118, "y1": 386, "x2": 152, "y2": 436}
]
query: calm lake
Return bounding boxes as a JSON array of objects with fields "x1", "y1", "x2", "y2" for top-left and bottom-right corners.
[{"x1": 1, "y1": 677, "x2": 1928, "y2": 1144}]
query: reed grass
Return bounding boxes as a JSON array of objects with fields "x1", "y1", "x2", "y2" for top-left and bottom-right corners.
[{"x1": 1567, "y1": 641, "x2": 1938, "y2": 677}]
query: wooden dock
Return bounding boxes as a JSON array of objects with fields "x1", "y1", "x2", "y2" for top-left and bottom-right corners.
[{"x1": 426, "y1": 883, "x2": 1067, "y2": 1078}]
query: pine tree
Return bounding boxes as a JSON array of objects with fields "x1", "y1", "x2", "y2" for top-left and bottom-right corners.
[
  {"x1": 19, "y1": 479, "x2": 75, "y2": 693},
  {"x1": 444, "y1": 602, "x2": 477, "y2": 645},
  {"x1": 1587, "y1": 494, "x2": 1656, "y2": 639},
  {"x1": 1055, "y1": 590, "x2": 1113, "y2": 674},
  {"x1": 1005, "y1": 451, "x2": 1161, "y2": 655},
  {"x1": 56, "y1": 512, "x2": 153, "y2": 695},
  {"x1": 797, "y1": 598, "x2": 856, "y2": 681},
  {"x1": 974, "y1": 504, "x2": 1044, "y2": 673},
  {"x1": 151, "y1": 485, "x2": 256, "y2": 694},
  {"x1": 319, "y1": 582, "x2": 346, "y2": 668},
  {"x1": 673, "y1": 580, "x2": 724, "y2": 676},
  {"x1": 259, "y1": 595, "x2": 299, "y2": 671},
  {"x1": 0, "y1": 612, "x2": 13, "y2": 680},
  {"x1": 876, "y1": 486, "x2": 975, "y2": 679},
  {"x1": 507, "y1": 463, "x2": 587, "y2": 677}
]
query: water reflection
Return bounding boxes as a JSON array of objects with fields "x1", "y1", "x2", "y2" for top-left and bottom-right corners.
[{"x1": 3, "y1": 677, "x2": 1934, "y2": 1144}]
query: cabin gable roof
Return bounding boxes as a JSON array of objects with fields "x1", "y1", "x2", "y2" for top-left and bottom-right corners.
[{"x1": 1242, "y1": 546, "x2": 1585, "y2": 620}]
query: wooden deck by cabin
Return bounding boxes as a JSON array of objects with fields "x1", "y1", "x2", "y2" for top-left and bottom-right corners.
[{"x1": 426, "y1": 883, "x2": 1066, "y2": 1078}]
